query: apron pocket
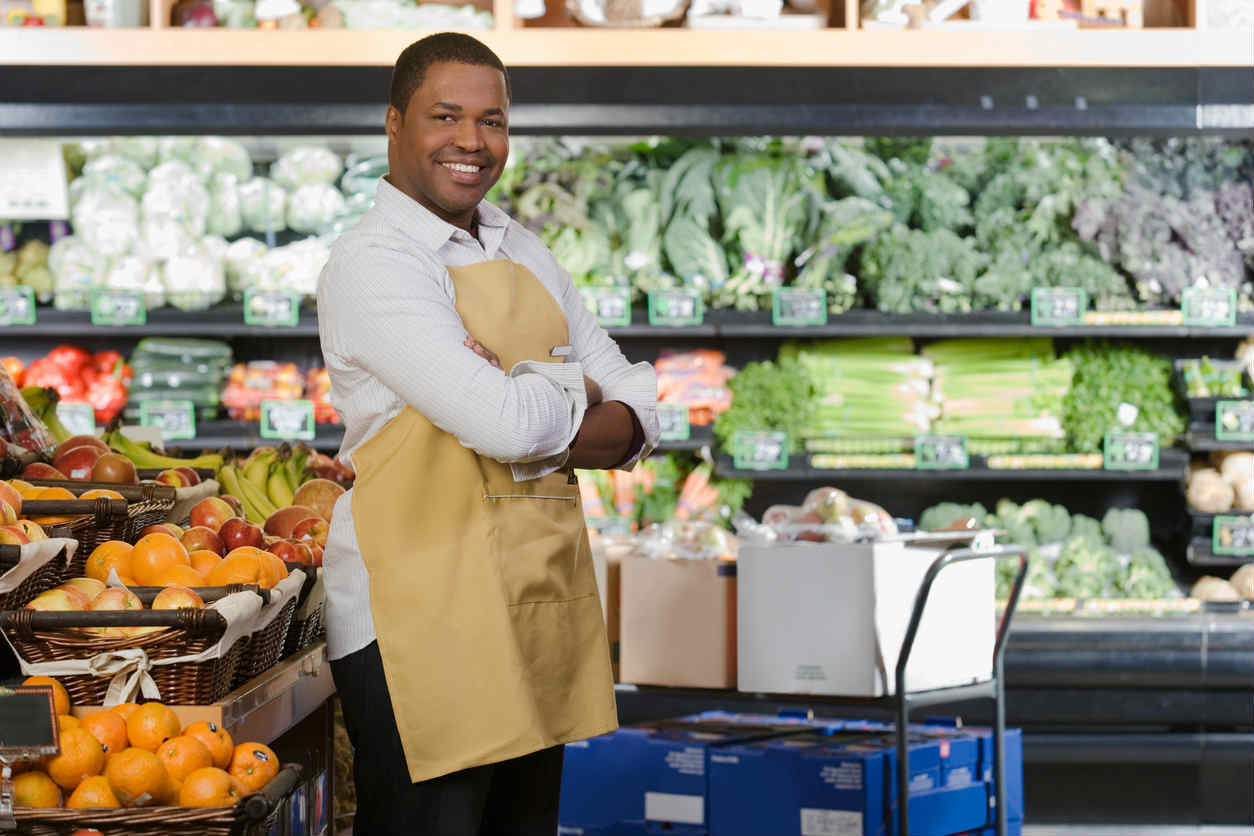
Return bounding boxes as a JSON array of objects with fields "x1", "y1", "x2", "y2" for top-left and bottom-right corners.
[{"x1": 484, "y1": 482, "x2": 589, "y2": 606}]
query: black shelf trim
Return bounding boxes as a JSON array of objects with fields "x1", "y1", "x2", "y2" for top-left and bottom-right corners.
[
  {"x1": 1185, "y1": 426, "x2": 1254, "y2": 453},
  {"x1": 655, "y1": 425, "x2": 715, "y2": 453},
  {"x1": 4, "y1": 303, "x2": 319, "y2": 338},
  {"x1": 165, "y1": 419, "x2": 343, "y2": 454}
]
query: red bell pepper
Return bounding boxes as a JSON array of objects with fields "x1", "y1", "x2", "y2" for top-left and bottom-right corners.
[
  {"x1": 85, "y1": 358, "x2": 129, "y2": 423},
  {"x1": 24, "y1": 357, "x2": 85, "y2": 401},
  {"x1": 46, "y1": 345, "x2": 90, "y2": 377}
]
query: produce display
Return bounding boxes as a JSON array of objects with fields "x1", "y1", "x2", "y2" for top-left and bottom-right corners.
[
  {"x1": 1178, "y1": 357, "x2": 1249, "y2": 398},
  {"x1": 6, "y1": 347, "x2": 131, "y2": 425},
  {"x1": 745, "y1": 486, "x2": 898, "y2": 543},
  {"x1": 220, "y1": 361, "x2": 305, "y2": 421},
  {"x1": 579, "y1": 453, "x2": 751, "y2": 532},
  {"x1": 1191, "y1": 563, "x2": 1254, "y2": 602},
  {"x1": 126, "y1": 338, "x2": 232, "y2": 423},
  {"x1": 654, "y1": 350, "x2": 733, "y2": 426},
  {"x1": 1187, "y1": 451, "x2": 1254, "y2": 513}
]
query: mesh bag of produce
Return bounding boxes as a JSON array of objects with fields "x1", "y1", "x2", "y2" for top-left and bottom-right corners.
[
  {"x1": 0, "y1": 367, "x2": 57, "y2": 458},
  {"x1": 287, "y1": 183, "x2": 347, "y2": 234}
]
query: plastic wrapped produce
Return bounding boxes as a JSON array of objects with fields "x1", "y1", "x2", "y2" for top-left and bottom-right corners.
[
  {"x1": 140, "y1": 215, "x2": 193, "y2": 262},
  {"x1": 341, "y1": 154, "x2": 387, "y2": 196},
  {"x1": 271, "y1": 146, "x2": 343, "y2": 190},
  {"x1": 111, "y1": 137, "x2": 160, "y2": 170},
  {"x1": 287, "y1": 183, "x2": 347, "y2": 234},
  {"x1": 163, "y1": 248, "x2": 226, "y2": 311},
  {"x1": 0, "y1": 367, "x2": 57, "y2": 459},
  {"x1": 240, "y1": 237, "x2": 329, "y2": 297},
  {"x1": 104, "y1": 255, "x2": 165, "y2": 310},
  {"x1": 238, "y1": 177, "x2": 288, "y2": 234},
  {"x1": 141, "y1": 170, "x2": 210, "y2": 237},
  {"x1": 198, "y1": 137, "x2": 253, "y2": 181},
  {"x1": 328, "y1": 192, "x2": 373, "y2": 236},
  {"x1": 200, "y1": 235, "x2": 229, "y2": 263},
  {"x1": 148, "y1": 158, "x2": 199, "y2": 185},
  {"x1": 157, "y1": 138, "x2": 202, "y2": 175},
  {"x1": 224, "y1": 237, "x2": 267, "y2": 294},
  {"x1": 222, "y1": 361, "x2": 305, "y2": 421},
  {"x1": 68, "y1": 174, "x2": 128, "y2": 209},
  {"x1": 71, "y1": 187, "x2": 139, "y2": 258},
  {"x1": 81, "y1": 155, "x2": 147, "y2": 198},
  {"x1": 49, "y1": 236, "x2": 105, "y2": 311}
]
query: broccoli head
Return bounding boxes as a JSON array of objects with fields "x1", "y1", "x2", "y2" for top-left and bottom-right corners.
[
  {"x1": 1102, "y1": 508, "x2": 1151, "y2": 554},
  {"x1": 1054, "y1": 536, "x2": 1120, "y2": 599},
  {"x1": 919, "y1": 502, "x2": 989, "y2": 532},
  {"x1": 1069, "y1": 514, "x2": 1104, "y2": 546},
  {"x1": 1117, "y1": 547, "x2": 1178, "y2": 599}
]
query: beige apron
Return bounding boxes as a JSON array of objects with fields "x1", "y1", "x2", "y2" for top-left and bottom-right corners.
[{"x1": 350, "y1": 258, "x2": 617, "y2": 784}]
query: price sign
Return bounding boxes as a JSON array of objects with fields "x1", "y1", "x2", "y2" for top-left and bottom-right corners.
[
  {"x1": 139, "y1": 399, "x2": 196, "y2": 442},
  {"x1": 1181, "y1": 287, "x2": 1237, "y2": 327},
  {"x1": 581, "y1": 287, "x2": 631, "y2": 328},
  {"x1": 915, "y1": 434, "x2": 969, "y2": 470},
  {"x1": 586, "y1": 516, "x2": 632, "y2": 536},
  {"x1": 0, "y1": 286, "x2": 35, "y2": 326},
  {"x1": 657, "y1": 403, "x2": 691, "y2": 442},
  {"x1": 732, "y1": 430, "x2": 789, "y2": 471},
  {"x1": 772, "y1": 288, "x2": 828, "y2": 327},
  {"x1": 243, "y1": 289, "x2": 300, "y2": 328},
  {"x1": 90, "y1": 290, "x2": 146, "y2": 327},
  {"x1": 260, "y1": 399, "x2": 315, "y2": 441},
  {"x1": 1213, "y1": 515, "x2": 1254, "y2": 556},
  {"x1": 1215, "y1": 400, "x2": 1254, "y2": 442},
  {"x1": 56, "y1": 401, "x2": 96, "y2": 437},
  {"x1": 1030, "y1": 287, "x2": 1086, "y2": 327},
  {"x1": 0, "y1": 685, "x2": 60, "y2": 758},
  {"x1": 1103, "y1": 431, "x2": 1160, "y2": 471},
  {"x1": 647, "y1": 289, "x2": 704, "y2": 327}
]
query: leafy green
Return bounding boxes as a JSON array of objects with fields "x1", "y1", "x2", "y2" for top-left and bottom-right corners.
[
  {"x1": 919, "y1": 502, "x2": 989, "y2": 532},
  {"x1": 1061, "y1": 341, "x2": 1186, "y2": 452},
  {"x1": 793, "y1": 197, "x2": 894, "y2": 313},
  {"x1": 859, "y1": 225, "x2": 987, "y2": 314},
  {"x1": 713, "y1": 358, "x2": 814, "y2": 453}
]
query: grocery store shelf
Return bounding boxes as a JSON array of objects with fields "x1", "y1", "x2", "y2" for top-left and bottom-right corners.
[
  {"x1": 656, "y1": 425, "x2": 715, "y2": 453},
  {"x1": 1185, "y1": 426, "x2": 1253, "y2": 452},
  {"x1": 0, "y1": 303, "x2": 319, "y2": 338},
  {"x1": 217, "y1": 642, "x2": 336, "y2": 745},
  {"x1": 171, "y1": 419, "x2": 344, "y2": 453},
  {"x1": 1186, "y1": 537, "x2": 1251, "y2": 569}
]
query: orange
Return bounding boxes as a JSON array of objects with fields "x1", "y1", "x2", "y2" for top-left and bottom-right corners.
[
  {"x1": 13, "y1": 770, "x2": 62, "y2": 808},
  {"x1": 57, "y1": 715, "x2": 80, "y2": 734},
  {"x1": 36, "y1": 487, "x2": 75, "y2": 500},
  {"x1": 23, "y1": 676, "x2": 71, "y2": 715},
  {"x1": 257, "y1": 552, "x2": 288, "y2": 590},
  {"x1": 84, "y1": 541, "x2": 134, "y2": 584},
  {"x1": 80, "y1": 489, "x2": 124, "y2": 500},
  {"x1": 81, "y1": 711, "x2": 129, "y2": 756},
  {"x1": 129, "y1": 534, "x2": 190, "y2": 586},
  {"x1": 30, "y1": 487, "x2": 79, "y2": 526},
  {"x1": 206, "y1": 549, "x2": 263, "y2": 586},
  {"x1": 109, "y1": 702, "x2": 141, "y2": 723},
  {"x1": 228, "y1": 742, "x2": 278, "y2": 793},
  {"x1": 183, "y1": 721, "x2": 233, "y2": 770},
  {"x1": 152, "y1": 565, "x2": 207, "y2": 588},
  {"x1": 104, "y1": 747, "x2": 168, "y2": 808},
  {"x1": 178, "y1": 767, "x2": 245, "y2": 808},
  {"x1": 8, "y1": 478, "x2": 32, "y2": 491},
  {"x1": 16, "y1": 483, "x2": 42, "y2": 501},
  {"x1": 156, "y1": 736, "x2": 212, "y2": 793},
  {"x1": 46, "y1": 727, "x2": 105, "y2": 791},
  {"x1": 189, "y1": 550, "x2": 222, "y2": 577},
  {"x1": 125, "y1": 702, "x2": 180, "y2": 752},
  {"x1": 65, "y1": 774, "x2": 121, "y2": 810}
]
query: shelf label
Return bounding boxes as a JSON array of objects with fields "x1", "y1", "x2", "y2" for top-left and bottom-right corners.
[
  {"x1": 0, "y1": 139, "x2": 69, "y2": 221},
  {"x1": 243, "y1": 289, "x2": 300, "y2": 328},
  {"x1": 914, "y1": 434, "x2": 969, "y2": 470},
  {"x1": 0, "y1": 684, "x2": 60, "y2": 758},
  {"x1": 732, "y1": 430, "x2": 789, "y2": 471},
  {"x1": 657, "y1": 403, "x2": 691, "y2": 442},
  {"x1": 1030, "y1": 287, "x2": 1086, "y2": 327},
  {"x1": 586, "y1": 516, "x2": 632, "y2": 536},
  {"x1": 648, "y1": 289, "x2": 704, "y2": 327},
  {"x1": 1215, "y1": 400, "x2": 1254, "y2": 442},
  {"x1": 1213, "y1": 515, "x2": 1254, "y2": 556},
  {"x1": 0, "y1": 286, "x2": 35, "y2": 326},
  {"x1": 260, "y1": 399, "x2": 315, "y2": 441},
  {"x1": 1103, "y1": 431, "x2": 1159, "y2": 471},
  {"x1": 55, "y1": 401, "x2": 96, "y2": 437},
  {"x1": 1181, "y1": 287, "x2": 1236, "y2": 327},
  {"x1": 139, "y1": 399, "x2": 196, "y2": 442},
  {"x1": 772, "y1": 288, "x2": 827, "y2": 327},
  {"x1": 581, "y1": 287, "x2": 631, "y2": 328},
  {"x1": 90, "y1": 289, "x2": 146, "y2": 326}
]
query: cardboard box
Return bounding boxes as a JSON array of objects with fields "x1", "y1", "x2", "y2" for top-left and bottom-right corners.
[
  {"x1": 559, "y1": 727, "x2": 652, "y2": 835},
  {"x1": 589, "y1": 535, "x2": 627, "y2": 681},
  {"x1": 619, "y1": 555, "x2": 737, "y2": 689},
  {"x1": 738, "y1": 538, "x2": 994, "y2": 696}
]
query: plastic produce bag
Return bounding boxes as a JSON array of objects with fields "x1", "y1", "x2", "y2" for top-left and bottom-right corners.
[
  {"x1": 270, "y1": 146, "x2": 343, "y2": 190},
  {"x1": 81, "y1": 155, "x2": 148, "y2": 198},
  {"x1": 140, "y1": 215, "x2": 193, "y2": 262},
  {"x1": 238, "y1": 177, "x2": 288, "y2": 235},
  {"x1": 287, "y1": 183, "x2": 347, "y2": 234},
  {"x1": 110, "y1": 137, "x2": 160, "y2": 170},
  {"x1": 48, "y1": 236, "x2": 105, "y2": 311},
  {"x1": 200, "y1": 235, "x2": 229, "y2": 263},
  {"x1": 207, "y1": 173, "x2": 244, "y2": 238},
  {"x1": 198, "y1": 138, "x2": 254, "y2": 181},
  {"x1": 71, "y1": 187, "x2": 140, "y2": 259},
  {"x1": 224, "y1": 237, "x2": 267, "y2": 294},
  {"x1": 163, "y1": 248, "x2": 226, "y2": 311},
  {"x1": 0, "y1": 367, "x2": 57, "y2": 459},
  {"x1": 240, "y1": 237, "x2": 329, "y2": 297},
  {"x1": 142, "y1": 170, "x2": 210, "y2": 237},
  {"x1": 327, "y1": 192, "x2": 372, "y2": 236},
  {"x1": 632, "y1": 519, "x2": 737, "y2": 561},
  {"x1": 103, "y1": 255, "x2": 165, "y2": 310},
  {"x1": 340, "y1": 154, "x2": 387, "y2": 196}
]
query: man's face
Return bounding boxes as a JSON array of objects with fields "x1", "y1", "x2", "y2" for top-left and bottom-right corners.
[{"x1": 386, "y1": 60, "x2": 509, "y2": 229}]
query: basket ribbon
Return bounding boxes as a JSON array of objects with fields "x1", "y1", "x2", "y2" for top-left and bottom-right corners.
[{"x1": 90, "y1": 648, "x2": 163, "y2": 705}]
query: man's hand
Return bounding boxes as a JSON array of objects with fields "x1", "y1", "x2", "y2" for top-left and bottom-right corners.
[
  {"x1": 584, "y1": 376, "x2": 603, "y2": 406},
  {"x1": 464, "y1": 336, "x2": 502, "y2": 369}
]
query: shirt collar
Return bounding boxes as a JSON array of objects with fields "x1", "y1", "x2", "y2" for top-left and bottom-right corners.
[{"x1": 375, "y1": 176, "x2": 510, "y2": 258}]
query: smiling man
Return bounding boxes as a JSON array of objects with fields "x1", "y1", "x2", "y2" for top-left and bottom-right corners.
[{"x1": 316, "y1": 33, "x2": 659, "y2": 835}]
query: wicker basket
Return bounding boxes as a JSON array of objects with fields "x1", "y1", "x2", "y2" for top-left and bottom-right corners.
[
  {"x1": 14, "y1": 763, "x2": 305, "y2": 835},
  {"x1": 0, "y1": 542, "x2": 71, "y2": 610},
  {"x1": 282, "y1": 567, "x2": 325, "y2": 659},
  {"x1": 25, "y1": 480, "x2": 178, "y2": 542},
  {"x1": 232, "y1": 573, "x2": 304, "y2": 687},
  {"x1": 21, "y1": 498, "x2": 131, "y2": 577}
]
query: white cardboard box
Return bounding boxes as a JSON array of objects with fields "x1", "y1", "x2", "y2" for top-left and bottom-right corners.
[{"x1": 737, "y1": 536, "x2": 994, "y2": 697}]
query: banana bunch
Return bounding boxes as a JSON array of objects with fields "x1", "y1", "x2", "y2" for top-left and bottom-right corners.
[
  {"x1": 217, "y1": 443, "x2": 311, "y2": 525},
  {"x1": 20, "y1": 386, "x2": 73, "y2": 444},
  {"x1": 100, "y1": 422, "x2": 225, "y2": 472}
]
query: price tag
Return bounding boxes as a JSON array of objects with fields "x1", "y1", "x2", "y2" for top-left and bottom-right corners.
[
  {"x1": 657, "y1": 403, "x2": 691, "y2": 442},
  {"x1": 0, "y1": 286, "x2": 35, "y2": 326},
  {"x1": 0, "y1": 685, "x2": 60, "y2": 758},
  {"x1": 1213, "y1": 515, "x2": 1254, "y2": 556},
  {"x1": 1030, "y1": 287, "x2": 1086, "y2": 327},
  {"x1": 586, "y1": 516, "x2": 632, "y2": 536},
  {"x1": 1103, "y1": 431, "x2": 1160, "y2": 471},
  {"x1": 243, "y1": 289, "x2": 300, "y2": 328},
  {"x1": 732, "y1": 430, "x2": 789, "y2": 471},
  {"x1": 56, "y1": 401, "x2": 96, "y2": 437},
  {"x1": 580, "y1": 287, "x2": 631, "y2": 328},
  {"x1": 139, "y1": 399, "x2": 196, "y2": 442},
  {"x1": 260, "y1": 399, "x2": 315, "y2": 441},
  {"x1": 0, "y1": 139, "x2": 69, "y2": 221},
  {"x1": 772, "y1": 288, "x2": 828, "y2": 327},
  {"x1": 915, "y1": 434, "x2": 969, "y2": 470},
  {"x1": 90, "y1": 289, "x2": 146, "y2": 326},
  {"x1": 1181, "y1": 287, "x2": 1237, "y2": 327},
  {"x1": 647, "y1": 289, "x2": 704, "y2": 327},
  {"x1": 1215, "y1": 400, "x2": 1254, "y2": 442}
]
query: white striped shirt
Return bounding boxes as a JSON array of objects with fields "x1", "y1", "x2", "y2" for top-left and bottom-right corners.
[{"x1": 317, "y1": 178, "x2": 659, "y2": 660}]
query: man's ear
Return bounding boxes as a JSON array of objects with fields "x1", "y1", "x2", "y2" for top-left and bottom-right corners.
[{"x1": 385, "y1": 106, "x2": 402, "y2": 141}]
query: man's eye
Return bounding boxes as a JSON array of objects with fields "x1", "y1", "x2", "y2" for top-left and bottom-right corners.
[
  {"x1": 436, "y1": 114, "x2": 455, "y2": 122},
  {"x1": 484, "y1": 119, "x2": 504, "y2": 128}
]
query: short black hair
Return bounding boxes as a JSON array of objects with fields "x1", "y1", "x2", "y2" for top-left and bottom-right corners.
[{"x1": 389, "y1": 33, "x2": 511, "y2": 117}]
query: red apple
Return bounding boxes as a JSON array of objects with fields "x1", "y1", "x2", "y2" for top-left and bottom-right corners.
[
  {"x1": 53, "y1": 444, "x2": 106, "y2": 481},
  {"x1": 155, "y1": 469, "x2": 187, "y2": 488},
  {"x1": 59, "y1": 577, "x2": 106, "y2": 601},
  {"x1": 181, "y1": 526, "x2": 224, "y2": 556},
  {"x1": 53, "y1": 435, "x2": 108, "y2": 461},
  {"x1": 91, "y1": 453, "x2": 138, "y2": 484},
  {"x1": 25, "y1": 588, "x2": 86, "y2": 612},
  {"x1": 308, "y1": 544, "x2": 323, "y2": 567},
  {"x1": 263, "y1": 505, "x2": 319, "y2": 539},
  {"x1": 290, "y1": 541, "x2": 315, "y2": 565},
  {"x1": 140, "y1": 523, "x2": 183, "y2": 540},
  {"x1": 266, "y1": 540, "x2": 300, "y2": 563},
  {"x1": 21, "y1": 462, "x2": 66, "y2": 481},
  {"x1": 190, "y1": 496, "x2": 236, "y2": 532},
  {"x1": 90, "y1": 587, "x2": 141, "y2": 612},
  {"x1": 0, "y1": 482, "x2": 21, "y2": 517},
  {"x1": 220, "y1": 494, "x2": 244, "y2": 516},
  {"x1": 291, "y1": 516, "x2": 329, "y2": 549},
  {"x1": 0, "y1": 525, "x2": 30, "y2": 546},
  {"x1": 262, "y1": 534, "x2": 281, "y2": 547},
  {"x1": 219, "y1": 517, "x2": 264, "y2": 551},
  {"x1": 13, "y1": 520, "x2": 45, "y2": 541},
  {"x1": 174, "y1": 467, "x2": 201, "y2": 487},
  {"x1": 291, "y1": 478, "x2": 345, "y2": 522},
  {"x1": 152, "y1": 585, "x2": 205, "y2": 610}
]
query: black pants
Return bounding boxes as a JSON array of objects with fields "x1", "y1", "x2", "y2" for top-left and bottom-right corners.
[{"x1": 331, "y1": 641, "x2": 565, "y2": 836}]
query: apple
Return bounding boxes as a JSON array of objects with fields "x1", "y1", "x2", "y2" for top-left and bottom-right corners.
[
  {"x1": 181, "y1": 526, "x2": 224, "y2": 556},
  {"x1": 219, "y1": 517, "x2": 264, "y2": 551},
  {"x1": 152, "y1": 585, "x2": 205, "y2": 610},
  {"x1": 91, "y1": 453, "x2": 138, "y2": 484},
  {"x1": 53, "y1": 444, "x2": 106, "y2": 481},
  {"x1": 155, "y1": 469, "x2": 187, "y2": 488},
  {"x1": 220, "y1": 494, "x2": 244, "y2": 517},
  {"x1": 90, "y1": 587, "x2": 142, "y2": 612},
  {"x1": 13, "y1": 520, "x2": 46, "y2": 541},
  {"x1": 266, "y1": 540, "x2": 300, "y2": 563},
  {"x1": 0, "y1": 482, "x2": 21, "y2": 517},
  {"x1": 59, "y1": 577, "x2": 106, "y2": 601},
  {"x1": 25, "y1": 588, "x2": 86, "y2": 612},
  {"x1": 53, "y1": 435, "x2": 107, "y2": 461},
  {"x1": 291, "y1": 479, "x2": 345, "y2": 522},
  {"x1": 291, "y1": 516, "x2": 329, "y2": 549},
  {"x1": 308, "y1": 544, "x2": 323, "y2": 567},
  {"x1": 190, "y1": 497, "x2": 236, "y2": 533},
  {"x1": 21, "y1": 463, "x2": 66, "y2": 481},
  {"x1": 174, "y1": 467, "x2": 201, "y2": 487},
  {"x1": 262, "y1": 534, "x2": 281, "y2": 548},
  {"x1": 264, "y1": 505, "x2": 320, "y2": 539},
  {"x1": 0, "y1": 526, "x2": 30, "y2": 546},
  {"x1": 288, "y1": 541, "x2": 315, "y2": 565},
  {"x1": 0, "y1": 500, "x2": 17, "y2": 526}
]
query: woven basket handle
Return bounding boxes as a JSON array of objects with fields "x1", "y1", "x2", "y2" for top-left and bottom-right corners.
[
  {"x1": 23, "y1": 481, "x2": 175, "y2": 504},
  {"x1": 240, "y1": 764, "x2": 304, "y2": 821},
  {"x1": 20, "y1": 498, "x2": 128, "y2": 522},
  {"x1": 0, "y1": 608, "x2": 227, "y2": 634}
]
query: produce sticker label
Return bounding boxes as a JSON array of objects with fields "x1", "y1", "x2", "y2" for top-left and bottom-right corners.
[
  {"x1": 0, "y1": 684, "x2": 61, "y2": 759},
  {"x1": 772, "y1": 288, "x2": 828, "y2": 327},
  {"x1": 139, "y1": 399, "x2": 196, "y2": 442},
  {"x1": 648, "y1": 289, "x2": 704, "y2": 327},
  {"x1": 1030, "y1": 287, "x2": 1086, "y2": 327},
  {"x1": 1103, "y1": 431, "x2": 1159, "y2": 471},
  {"x1": 243, "y1": 289, "x2": 300, "y2": 328},
  {"x1": 732, "y1": 430, "x2": 789, "y2": 471},
  {"x1": 260, "y1": 399, "x2": 315, "y2": 441},
  {"x1": 90, "y1": 289, "x2": 146, "y2": 326},
  {"x1": 1215, "y1": 400, "x2": 1254, "y2": 442},
  {"x1": 1181, "y1": 287, "x2": 1237, "y2": 327},
  {"x1": 915, "y1": 434, "x2": 969, "y2": 470},
  {"x1": 580, "y1": 287, "x2": 632, "y2": 328},
  {"x1": 657, "y1": 403, "x2": 691, "y2": 442},
  {"x1": 1212, "y1": 515, "x2": 1254, "y2": 556},
  {"x1": 55, "y1": 401, "x2": 96, "y2": 437},
  {"x1": 0, "y1": 286, "x2": 35, "y2": 326}
]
